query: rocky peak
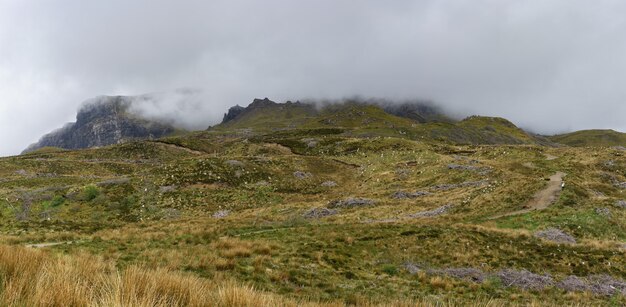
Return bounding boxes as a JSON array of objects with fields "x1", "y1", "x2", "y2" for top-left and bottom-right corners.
[
  {"x1": 222, "y1": 105, "x2": 246, "y2": 124},
  {"x1": 23, "y1": 96, "x2": 175, "y2": 154},
  {"x1": 220, "y1": 98, "x2": 282, "y2": 125},
  {"x1": 249, "y1": 98, "x2": 277, "y2": 108},
  {"x1": 76, "y1": 96, "x2": 130, "y2": 125}
]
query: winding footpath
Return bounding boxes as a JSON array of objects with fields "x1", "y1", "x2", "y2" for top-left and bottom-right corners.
[
  {"x1": 491, "y1": 152, "x2": 565, "y2": 219},
  {"x1": 491, "y1": 171, "x2": 566, "y2": 219}
]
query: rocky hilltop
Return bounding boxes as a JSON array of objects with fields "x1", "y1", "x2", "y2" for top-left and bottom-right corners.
[
  {"x1": 220, "y1": 98, "x2": 449, "y2": 126},
  {"x1": 23, "y1": 96, "x2": 176, "y2": 153},
  {"x1": 217, "y1": 98, "x2": 548, "y2": 145}
]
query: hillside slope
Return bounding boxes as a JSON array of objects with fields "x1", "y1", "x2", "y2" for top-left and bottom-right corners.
[
  {"x1": 2, "y1": 124, "x2": 625, "y2": 305},
  {"x1": 216, "y1": 98, "x2": 545, "y2": 146},
  {"x1": 550, "y1": 129, "x2": 626, "y2": 147},
  {"x1": 2, "y1": 105, "x2": 626, "y2": 305}
]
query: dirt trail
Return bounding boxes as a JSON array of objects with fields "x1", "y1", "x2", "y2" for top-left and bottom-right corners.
[
  {"x1": 25, "y1": 241, "x2": 79, "y2": 248},
  {"x1": 544, "y1": 153, "x2": 558, "y2": 161},
  {"x1": 492, "y1": 171, "x2": 566, "y2": 219}
]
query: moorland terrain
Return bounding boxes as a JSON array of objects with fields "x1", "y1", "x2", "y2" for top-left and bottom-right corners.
[{"x1": 1, "y1": 97, "x2": 625, "y2": 306}]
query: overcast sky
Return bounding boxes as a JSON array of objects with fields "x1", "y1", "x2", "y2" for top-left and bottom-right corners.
[{"x1": 1, "y1": 0, "x2": 626, "y2": 156}]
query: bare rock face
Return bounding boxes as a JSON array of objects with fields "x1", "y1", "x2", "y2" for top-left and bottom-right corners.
[
  {"x1": 408, "y1": 204, "x2": 452, "y2": 218},
  {"x1": 327, "y1": 198, "x2": 375, "y2": 209},
  {"x1": 303, "y1": 207, "x2": 338, "y2": 219},
  {"x1": 23, "y1": 96, "x2": 175, "y2": 153},
  {"x1": 534, "y1": 228, "x2": 576, "y2": 244},
  {"x1": 222, "y1": 105, "x2": 246, "y2": 123}
]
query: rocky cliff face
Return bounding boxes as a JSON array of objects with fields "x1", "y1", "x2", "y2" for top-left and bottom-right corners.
[{"x1": 23, "y1": 96, "x2": 175, "y2": 153}]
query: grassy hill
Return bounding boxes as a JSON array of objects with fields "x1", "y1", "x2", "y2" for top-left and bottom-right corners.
[
  {"x1": 216, "y1": 99, "x2": 547, "y2": 147},
  {"x1": 550, "y1": 129, "x2": 626, "y2": 147},
  {"x1": 0, "y1": 115, "x2": 625, "y2": 305}
]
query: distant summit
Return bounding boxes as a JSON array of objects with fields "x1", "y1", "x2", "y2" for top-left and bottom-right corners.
[
  {"x1": 25, "y1": 95, "x2": 623, "y2": 155},
  {"x1": 549, "y1": 129, "x2": 626, "y2": 147},
  {"x1": 214, "y1": 97, "x2": 551, "y2": 145},
  {"x1": 218, "y1": 98, "x2": 448, "y2": 128},
  {"x1": 23, "y1": 96, "x2": 176, "y2": 154}
]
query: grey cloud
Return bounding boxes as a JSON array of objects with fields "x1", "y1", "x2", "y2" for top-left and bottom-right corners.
[{"x1": 1, "y1": 0, "x2": 626, "y2": 156}]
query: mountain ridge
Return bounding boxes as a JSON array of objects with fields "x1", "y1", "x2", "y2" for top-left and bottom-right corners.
[
  {"x1": 22, "y1": 96, "x2": 176, "y2": 154},
  {"x1": 24, "y1": 95, "x2": 626, "y2": 154}
]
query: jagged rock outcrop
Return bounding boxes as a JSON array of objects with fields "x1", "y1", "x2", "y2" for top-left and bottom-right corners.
[
  {"x1": 222, "y1": 105, "x2": 246, "y2": 124},
  {"x1": 23, "y1": 96, "x2": 175, "y2": 153}
]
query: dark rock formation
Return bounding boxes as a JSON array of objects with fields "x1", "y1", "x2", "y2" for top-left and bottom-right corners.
[
  {"x1": 391, "y1": 191, "x2": 429, "y2": 199},
  {"x1": 534, "y1": 228, "x2": 576, "y2": 244},
  {"x1": 327, "y1": 198, "x2": 375, "y2": 209},
  {"x1": 249, "y1": 97, "x2": 278, "y2": 108},
  {"x1": 23, "y1": 96, "x2": 175, "y2": 153},
  {"x1": 222, "y1": 105, "x2": 246, "y2": 124},
  {"x1": 303, "y1": 207, "x2": 338, "y2": 219},
  {"x1": 408, "y1": 204, "x2": 453, "y2": 218}
]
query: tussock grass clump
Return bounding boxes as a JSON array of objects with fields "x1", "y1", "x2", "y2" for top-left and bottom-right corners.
[
  {"x1": 0, "y1": 245, "x2": 306, "y2": 306},
  {"x1": 0, "y1": 244, "x2": 548, "y2": 306}
]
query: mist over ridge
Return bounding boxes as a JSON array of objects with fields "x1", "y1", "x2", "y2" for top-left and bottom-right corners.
[{"x1": 2, "y1": 1, "x2": 626, "y2": 156}]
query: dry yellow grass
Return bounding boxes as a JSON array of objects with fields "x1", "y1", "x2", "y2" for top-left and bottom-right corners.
[
  {"x1": 0, "y1": 244, "x2": 570, "y2": 307},
  {"x1": 0, "y1": 244, "x2": 304, "y2": 306}
]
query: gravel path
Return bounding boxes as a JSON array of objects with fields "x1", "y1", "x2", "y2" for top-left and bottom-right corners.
[{"x1": 492, "y1": 171, "x2": 566, "y2": 218}]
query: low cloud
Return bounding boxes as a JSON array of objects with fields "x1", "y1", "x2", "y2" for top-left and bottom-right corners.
[
  {"x1": 2, "y1": 1, "x2": 626, "y2": 156},
  {"x1": 127, "y1": 89, "x2": 221, "y2": 131}
]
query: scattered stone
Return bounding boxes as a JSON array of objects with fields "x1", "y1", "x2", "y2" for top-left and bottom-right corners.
[
  {"x1": 212, "y1": 210, "x2": 230, "y2": 219},
  {"x1": 595, "y1": 207, "x2": 611, "y2": 217},
  {"x1": 303, "y1": 207, "x2": 338, "y2": 219},
  {"x1": 497, "y1": 269, "x2": 554, "y2": 291},
  {"x1": 15, "y1": 169, "x2": 28, "y2": 176},
  {"x1": 327, "y1": 198, "x2": 375, "y2": 209},
  {"x1": 293, "y1": 171, "x2": 312, "y2": 179},
  {"x1": 97, "y1": 178, "x2": 131, "y2": 186},
  {"x1": 557, "y1": 275, "x2": 589, "y2": 292},
  {"x1": 613, "y1": 146, "x2": 626, "y2": 151},
  {"x1": 591, "y1": 190, "x2": 606, "y2": 197},
  {"x1": 159, "y1": 185, "x2": 177, "y2": 193},
  {"x1": 302, "y1": 138, "x2": 318, "y2": 148},
  {"x1": 616, "y1": 200, "x2": 626, "y2": 209},
  {"x1": 615, "y1": 182, "x2": 626, "y2": 189},
  {"x1": 587, "y1": 275, "x2": 626, "y2": 296},
  {"x1": 36, "y1": 173, "x2": 58, "y2": 178},
  {"x1": 391, "y1": 191, "x2": 429, "y2": 199},
  {"x1": 534, "y1": 228, "x2": 576, "y2": 244},
  {"x1": 321, "y1": 181, "x2": 338, "y2": 187},
  {"x1": 603, "y1": 160, "x2": 616, "y2": 168},
  {"x1": 406, "y1": 263, "x2": 626, "y2": 296},
  {"x1": 225, "y1": 160, "x2": 244, "y2": 167},
  {"x1": 405, "y1": 263, "x2": 626, "y2": 296},
  {"x1": 408, "y1": 204, "x2": 452, "y2": 218},
  {"x1": 404, "y1": 263, "x2": 422, "y2": 274}
]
